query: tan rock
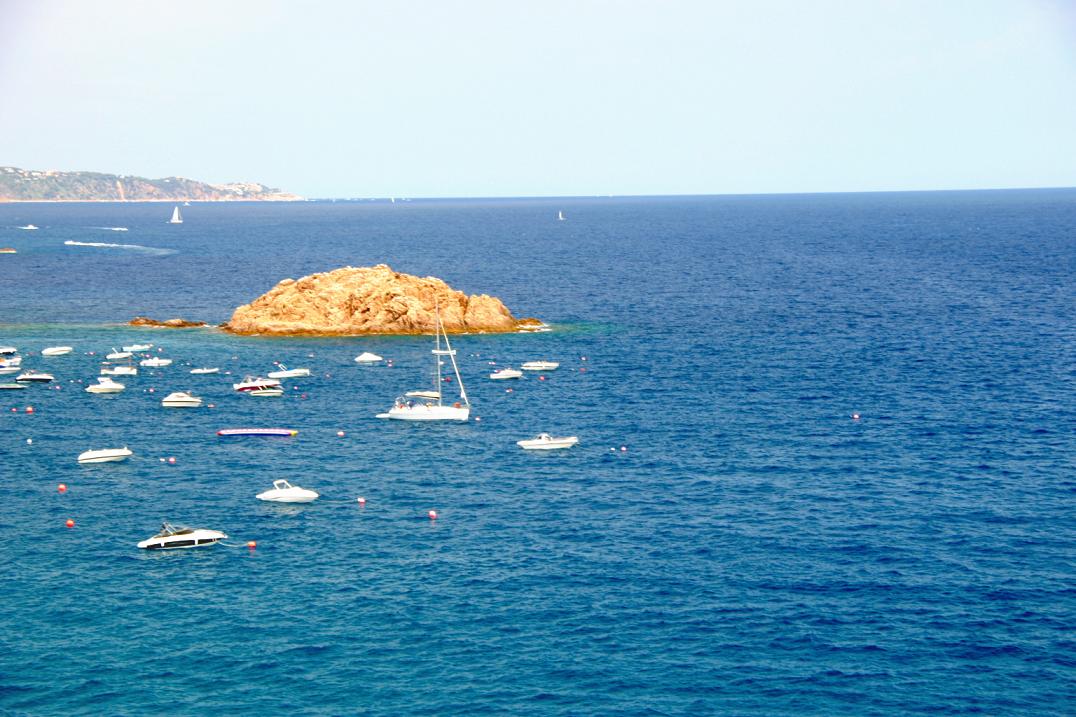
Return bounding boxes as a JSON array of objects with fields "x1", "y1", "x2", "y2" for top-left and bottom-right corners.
[
  {"x1": 129, "y1": 316, "x2": 207, "y2": 328},
  {"x1": 222, "y1": 264, "x2": 538, "y2": 336}
]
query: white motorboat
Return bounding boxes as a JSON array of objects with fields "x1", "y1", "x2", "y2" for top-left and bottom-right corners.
[
  {"x1": 16, "y1": 370, "x2": 54, "y2": 382},
  {"x1": 0, "y1": 383, "x2": 27, "y2": 390},
  {"x1": 122, "y1": 343, "x2": 153, "y2": 352},
  {"x1": 0, "y1": 356, "x2": 22, "y2": 366},
  {"x1": 377, "y1": 304, "x2": 470, "y2": 421},
  {"x1": 0, "y1": 346, "x2": 18, "y2": 355},
  {"x1": 77, "y1": 446, "x2": 133, "y2": 463},
  {"x1": 85, "y1": 376, "x2": 125, "y2": 394},
  {"x1": 169, "y1": 206, "x2": 183, "y2": 224},
  {"x1": 233, "y1": 376, "x2": 282, "y2": 392},
  {"x1": 517, "y1": 433, "x2": 579, "y2": 450},
  {"x1": 521, "y1": 361, "x2": 559, "y2": 371},
  {"x1": 354, "y1": 352, "x2": 383, "y2": 364},
  {"x1": 41, "y1": 346, "x2": 73, "y2": 356},
  {"x1": 490, "y1": 368, "x2": 523, "y2": 380},
  {"x1": 102, "y1": 364, "x2": 138, "y2": 376},
  {"x1": 161, "y1": 391, "x2": 203, "y2": 407},
  {"x1": 190, "y1": 367, "x2": 220, "y2": 375},
  {"x1": 267, "y1": 364, "x2": 311, "y2": 379},
  {"x1": 137, "y1": 522, "x2": 226, "y2": 550},
  {"x1": 256, "y1": 479, "x2": 320, "y2": 503},
  {"x1": 247, "y1": 387, "x2": 284, "y2": 397},
  {"x1": 106, "y1": 349, "x2": 133, "y2": 360},
  {"x1": 140, "y1": 357, "x2": 173, "y2": 367},
  {"x1": 0, "y1": 366, "x2": 18, "y2": 375},
  {"x1": 19, "y1": 224, "x2": 38, "y2": 230}
]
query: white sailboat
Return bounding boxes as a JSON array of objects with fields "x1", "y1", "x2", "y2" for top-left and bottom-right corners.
[
  {"x1": 377, "y1": 305, "x2": 470, "y2": 421},
  {"x1": 557, "y1": 210, "x2": 566, "y2": 221},
  {"x1": 169, "y1": 206, "x2": 183, "y2": 224}
]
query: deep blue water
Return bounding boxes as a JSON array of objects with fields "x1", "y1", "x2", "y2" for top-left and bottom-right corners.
[{"x1": 1, "y1": 192, "x2": 1074, "y2": 715}]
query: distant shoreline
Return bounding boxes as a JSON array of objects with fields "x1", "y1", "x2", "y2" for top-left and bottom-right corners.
[{"x1": 0, "y1": 198, "x2": 304, "y2": 203}]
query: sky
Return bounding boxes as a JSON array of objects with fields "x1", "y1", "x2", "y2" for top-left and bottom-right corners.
[{"x1": 1, "y1": 0, "x2": 1074, "y2": 198}]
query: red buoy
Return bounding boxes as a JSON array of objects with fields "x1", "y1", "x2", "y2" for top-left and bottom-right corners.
[
  {"x1": 57, "y1": 483, "x2": 67, "y2": 493},
  {"x1": 65, "y1": 519, "x2": 75, "y2": 528},
  {"x1": 167, "y1": 457, "x2": 176, "y2": 464},
  {"x1": 337, "y1": 430, "x2": 345, "y2": 437},
  {"x1": 25, "y1": 406, "x2": 34, "y2": 413},
  {"x1": 357, "y1": 496, "x2": 366, "y2": 505},
  {"x1": 246, "y1": 541, "x2": 257, "y2": 549},
  {"x1": 428, "y1": 510, "x2": 438, "y2": 520}
]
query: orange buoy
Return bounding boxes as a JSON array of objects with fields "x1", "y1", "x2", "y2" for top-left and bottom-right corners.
[
  {"x1": 25, "y1": 406, "x2": 34, "y2": 413},
  {"x1": 428, "y1": 510, "x2": 438, "y2": 520},
  {"x1": 246, "y1": 541, "x2": 257, "y2": 549},
  {"x1": 337, "y1": 430, "x2": 345, "y2": 437},
  {"x1": 357, "y1": 496, "x2": 366, "y2": 505},
  {"x1": 65, "y1": 519, "x2": 75, "y2": 528},
  {"x1": 57, "y1": 483, "x2": 67, "y2": 493}
]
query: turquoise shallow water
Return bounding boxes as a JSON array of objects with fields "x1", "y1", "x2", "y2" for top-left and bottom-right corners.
[{"x1": 1, "y1": 192, "x2": 1074, "y2": 715}]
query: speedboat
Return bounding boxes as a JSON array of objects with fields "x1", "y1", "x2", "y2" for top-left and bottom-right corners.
[
  {"x1": 190, "y1": 367, "x2": 219, "y2": 375},
  {"x1": 137, "y1": 522, "x2": 226, "y2": 550},
  {"x1": 233, "y1": 376, "x2": 282, "y2": 392},
  {"x1": 18, "y1": 224, "x2": 38, "y2": 230},
  {"x1": 247, "y1": 387, "x2": 284, "y2": 397},
  {"x1": 216, "y1": 428, "x2": 297, "y2": 437},
  {"x1": 77, "y1": 446, "x2": 133, "y2": 463},
  {"x1": 85, "y1": 376, "x2": 125, "y2": 393},
  {"x1": 140, "y1": 357, "x2": 173, "y2": 367},
  {"x1": 102, "y1": 364, "x2": 138, "y2": 376},
  {"x1": 490, "y1": 368, "x2": 523, "y2": 379},
  {"x1": 106, "y1": 349, "x2": 133, "y2": 360},
  {"x1": 354, "y1": 352, "x2": 383, "y2": 364},
  {"x1": 267, "y1": 364, "x2": 311, "y2": 379},
  {"x1": 16, "y1": 370, "x2": 54, "y2": 383},
  {"x1": 0, "y1": 248, "x2": 16, "y2": 254},
  {"x1": 256, "y1": 479, "x2": 319, "y2": 503},
  {"x1": 0, "y1": 357, "x2": 21, "y2": 374},
  {"x1": 517, "y1": 433, "x2": 579, "y2": 450},
  {"x1": 122, "y1": 343, "x2": 153, "y2": 352},
  {"x1": 161, "y1": 391, "x2": 202, "y2": 407},
  {"x1": 41, "y1": 346, "x2": 73, "y2": 356},
  {"x1": 0, "y1": 366, "x2": 18, "y2": 375},
  {"x1": 521, "y1": 361, "x2": 559, "y2": 371},
  {"x1": 0, "y1": 383, "x2": 27, "y2": 390}
]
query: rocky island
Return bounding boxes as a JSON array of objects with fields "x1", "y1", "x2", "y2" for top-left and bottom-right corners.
[
  {"x1": 223, "y1": 264, "x2": 540, "y2": 336},
  {"x1": 0, "y1": 166, "x2": 301, "y2": 202}
]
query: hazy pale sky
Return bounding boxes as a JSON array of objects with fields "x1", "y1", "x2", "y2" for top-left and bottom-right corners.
[{"x1": 1, "y1": 0, "x2": 1074, "y2": 197}]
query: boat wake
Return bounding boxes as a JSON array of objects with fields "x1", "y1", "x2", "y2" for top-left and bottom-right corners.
[
  {"x1": 92, "y1": 226, "x2": 129, "y2": 232},
  {"x1": 64, "y1": 240, "x2": 176, "y2": 256}
]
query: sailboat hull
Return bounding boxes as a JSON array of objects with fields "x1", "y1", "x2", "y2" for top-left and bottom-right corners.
[{"x1": 379, "y1": 405, "x2": 470, "y2": 421}]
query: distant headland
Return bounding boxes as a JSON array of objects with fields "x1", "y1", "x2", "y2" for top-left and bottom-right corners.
[{"x1": 0, "y1": 166, "x2": 302, "y2": 202}]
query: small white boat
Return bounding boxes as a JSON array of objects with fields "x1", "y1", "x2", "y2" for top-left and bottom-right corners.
[
  {"x1": 122, "y1": 343, "x2": 153, "y2": 352},
  {"x1": 102, "y1": 364, "x2": 138, "y2": 376},
  {"x1": 85, "y1": 376, "x2": 125, "y2": 394},
  {"x1": 558, "y1": 210, "x2": 566, "y2": 221},
  {"x1": 256, "y1": 479, "x2": 319, "y2": 503},
  {"x1": 517, "y1": 433, "x2": 579, "y2": 450},
  {"x1": 0, "y1": 355, "x2": 21, "y2": 366},
  {"x1": 169, "y1": 206, "x2": 183, "y2": 224},
  {"x1": 267, "y1": 364, "x2": 311, "y2": 379},
  {"x1": 0, "y1": 383, "x2": 27, "y2": 390},
  {"x1": 16, "y1": 370, "x2": 54, "y2": 383},
  {"x1": 41, "y1": 346, "x2": 73, "y2": 356},
  {"x1": 106, "y1": 349, "x2": 133, "y2": 360},
  {"x1": 247, "y1": 387, "x2": 284, "y2": 397},
  {"x1": 190, "y1": 367, "x2": 220, "y2": 375},
  {"x1": 233, "y1": 376, "x2": 282, "y2": 392},
  {"x1": 19, "y1": 224, "x2": 38, "y2": 230},
  {"x1": 77, "y1": 446, "x2": 133, "y2": 463},
  {"x1": 137, "y1": 522, "x2": 226, "y2": 550},
  {"x1": 405, "y1": 390, "x2": 441, "y2": 400},
  {"x1": 0, "y1": 346, "x2": 18, "y2": 355},
  {"x1": 354, "y1": 352, "x2": 383, "y2": 364},
  {"x1": 0, "y1": 366, "x2": 18, "y2": 375},
  {"x1": 161, "y1": 391, "x2": 202, "y2": 407},
  {"x1": 140, "y1": 357, "x2": 173, "y2": 367},
  {"x1": 490, "y1": 368, "x2": 523, "y2": 380},
  {"x1": 521, "y1": 361, "x2": 559, "y2": 371}
]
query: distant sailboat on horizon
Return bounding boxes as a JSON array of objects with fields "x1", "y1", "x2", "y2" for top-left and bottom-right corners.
[
  {"x1": 557, "y1": 210, "x2": 566, "y2": 221},
  {"x1": 169, "y1": 206, "x2": 183, "y2": 224}
]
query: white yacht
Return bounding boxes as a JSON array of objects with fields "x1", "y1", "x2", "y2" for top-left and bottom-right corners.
[
  {"x1": 233, "y1": 376, "x2": 282, "y2": 392},
  {"x1": 106, "y1": 349, "x2": 133, "y2": 360},
  {"x1": 16, "y1": 370, "x2": 54, "y2": 382},
  {"x1": 190, "y1": 367, "x2": 220, "y2": 375},
  {"x1": 77, "y1": 446, "x2": 133, "y2": 463},
  {"x1": 490, "y1": 368, "x2": 523, "y2": 380},
  {"x1": 517, "y1": 434, "x2": 579, "y2": 450},
  {"x1": 267, "y1": 364, "x2": 311, "y2": 379},
  {"x1": 102, "y1": 364, "x2": 138, "y2": 376},
  {"x1": 256, "y1": 479, "x2": 319, "y2": 503},
  {"x1": 137, "y1": 522, "x2": 226, "y2": 550},
  {"x1": 521, "y1": 361, "x2": 559, "y2": 371},
  {"x1": 122, "y1": 343, "x2": 153, "y2": 352},
  {"x1": 161, "y1": 391, "x2": 203, "y2": 407},
  {"x1": 140, "y1": 357, "x2": 173, "y2": 367},
  {"x1": 354, "y1": 352, "x2": 383, "y2": 364},
  {"x1": 41, "y1": 346, "x2": 73, "y2": 356},
  {"x1": 377, "y1": 305, "x2": 470, "y2": 421},
  {"x1": 85, "y1": 376, "x2": 125, "y2": 394}
]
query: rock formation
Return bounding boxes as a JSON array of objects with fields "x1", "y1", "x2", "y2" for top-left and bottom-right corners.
[
  {"x1": 129, "y1": 316, "x2": 207, "y2": 328},
  {"x1": 222, "y1": 264, "x2": 540, "y2": 336}
]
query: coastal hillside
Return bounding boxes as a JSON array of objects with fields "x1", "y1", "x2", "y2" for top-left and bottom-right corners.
[{"x1": 0, "y1": 166, "x2": 301, "y2": 201}]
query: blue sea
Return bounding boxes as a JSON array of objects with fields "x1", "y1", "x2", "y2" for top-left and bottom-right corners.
[{"x1": 1, "y1": 192, "x2": 1073, "y2": 715}]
